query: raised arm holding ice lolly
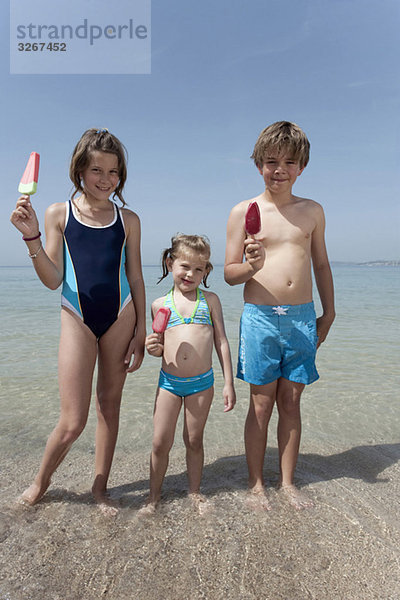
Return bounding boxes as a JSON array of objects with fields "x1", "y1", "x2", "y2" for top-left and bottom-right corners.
[{"x1": 10, "y1": 129, "x2": 146, "y2": 515}]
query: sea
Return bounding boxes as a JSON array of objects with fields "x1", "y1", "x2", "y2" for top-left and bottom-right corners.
[
  {"x1": 1, "y1": 264, "x2": 399, "y2": 600},
  {"x1": 1, "y1": 263, "x2": 398, "y2": 456}
]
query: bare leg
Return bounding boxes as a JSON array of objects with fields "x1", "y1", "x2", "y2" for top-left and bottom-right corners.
[
  {"x1": 183, "y1": 387, "x2": 214, "y2": 511},
  {"x1": 244, "y1": 382, "x2": 277, "y2": 510},
  {"x1": 19, "y1": 310, "x2": 97, "y2": 505},
  {"x1": 276, "y1": 378, "x2": 313, "y2": 509},
  {"x1": 138, "y1": 388, "x2": 182, "y2": 515},
  {"x1": 92, "y1": 303, "x2": 135, "y2": 515}
]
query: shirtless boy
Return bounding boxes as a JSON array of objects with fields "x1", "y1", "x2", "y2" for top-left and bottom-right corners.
[{"x1": 224, "y1": 121, "x2": 335, "y2": 509}]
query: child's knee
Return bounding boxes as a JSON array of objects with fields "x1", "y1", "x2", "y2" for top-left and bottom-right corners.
[
  {"x1": 96, "y1": 399, "x2": 121, "y2": 422},
  {"x1": 152, "y1": 437, "x2": 173, "y2": 456},
  {"x1": 183, "y1": 433, "x2": 203, "y2": 453},
  {"x1": 97, "y1": 388, "x2": 122, "y2": 411},
  {"x1": 251, "y1": 400, "x2": 274, "y2": 423},
  {"x1": 277, "y1": 393, "x2": 301, "y2": 417},
  {"x1": 58, "y1": 421, "x2": 86, "y2": 445}
]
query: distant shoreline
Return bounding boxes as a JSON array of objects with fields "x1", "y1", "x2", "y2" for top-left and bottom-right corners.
[
  {"x1": 331, "y1": 260, "x2": 400, "y2": 267},
  {"x1": 1, "y1": 261, "x2": 399, "y2": 269}
]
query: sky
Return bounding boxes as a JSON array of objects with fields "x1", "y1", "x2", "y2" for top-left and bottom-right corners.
[{"x1": 1, "y1": 0, "x2": 399, "y2": 266}]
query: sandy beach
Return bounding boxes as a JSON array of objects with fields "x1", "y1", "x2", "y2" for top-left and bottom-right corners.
[
  {"x1": 1, "y1": 265, "x2": 399, "y2": 599},
  {"x1": 1, "y1": 436, "x2": 399, "y2": 600}
]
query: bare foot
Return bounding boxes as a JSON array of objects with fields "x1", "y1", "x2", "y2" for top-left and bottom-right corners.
[
  {"x1": 137, "y1": 501, "x2": 158, "y2": 518},
  {"x1": 278, "y1": 484, "x2": 314, "y2": 510},
  {"x1": 92, "y1": 491, "x2": 119, "y2": 517},
  {"x1": 246, "y1": 486, "x2": 272, "y2": 511},
  {"x1": 189, "y1": 493, "x2": 212, "y2": 515},
  {"x1": 17, "y1": 481, "x2": 49, "y2": 506}
]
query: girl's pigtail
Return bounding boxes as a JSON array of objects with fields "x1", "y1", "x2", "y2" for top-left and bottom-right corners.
[
  {"x1": 157, "y1": 248, "x2": 172, "y2": 284},
  {"x1": 202, "y1": 262, "x2": 213, "y2": 288}
]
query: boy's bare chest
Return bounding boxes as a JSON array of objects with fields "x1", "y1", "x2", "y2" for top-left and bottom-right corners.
[{"x1": 260, "y1": 207, "x2": 315, "y2": 245}]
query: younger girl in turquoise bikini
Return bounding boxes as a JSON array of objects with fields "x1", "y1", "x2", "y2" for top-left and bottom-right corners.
[{"x1": 142, "y1": 234, "x2": 236, "y2": 514}]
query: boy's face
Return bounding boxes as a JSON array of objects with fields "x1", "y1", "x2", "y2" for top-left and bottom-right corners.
[{"x1": 258, "y1": 153, "x2": 305, "y2": 194}]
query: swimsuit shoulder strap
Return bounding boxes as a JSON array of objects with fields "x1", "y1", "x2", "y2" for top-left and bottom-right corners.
[{"x1": 193, "y1": 288, "x2": 213, "y2": 325}]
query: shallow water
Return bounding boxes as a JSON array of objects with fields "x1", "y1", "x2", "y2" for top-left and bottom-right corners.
[
  {"x1": 1, "y1": 264, "x2": 398, "y2": 455},
  {"x1": 0, "y1": 265, "x2": 399, "y2": 599}
]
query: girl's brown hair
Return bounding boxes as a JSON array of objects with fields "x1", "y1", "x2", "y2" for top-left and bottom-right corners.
[
  {"x1": 158, "y1": 233, "x2": 213, "y2": 288},
  {"x1": 69, "y1": 128, "x2": 128, "y2": 205}
]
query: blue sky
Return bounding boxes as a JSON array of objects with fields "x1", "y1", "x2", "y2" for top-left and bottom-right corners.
[{"x1": 1, "y1": 0, "x2": 399, "y2": 266}]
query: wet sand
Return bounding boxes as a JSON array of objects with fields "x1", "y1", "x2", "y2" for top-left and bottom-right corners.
[
  {"x1": 1, "y1": 441, "x2": 399, "y2": 600},
  {"x1": 1, "y1": 267, "x2": 399, "y2": 598}
]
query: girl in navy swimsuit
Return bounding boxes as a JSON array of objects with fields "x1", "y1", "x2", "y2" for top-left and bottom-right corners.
[
  {"x1": 10, "y1": 129, "x2": 146, "y2": 514},
  {"x1": 141, "y1": 234, "x2": 236, "y2": 515}
]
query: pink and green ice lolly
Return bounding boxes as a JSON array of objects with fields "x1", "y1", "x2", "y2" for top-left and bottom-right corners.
[
  {"x1": 18, "y1": 152, "x2": 40, "y2": 195},
  {"x1": 152, "y1": 307, "x2": 171, "y2": 333},
  {"x1": 245, "y1": 201, "x2": 261, "y2": 235}
]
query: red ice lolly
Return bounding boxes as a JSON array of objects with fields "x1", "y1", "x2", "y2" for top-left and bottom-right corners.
[
  {"x1": 245, "y1": 201, "x2": 261, "y2": 235},
  {"x1": 152, "y1": 307, "x2": 171, "y2": 333},
  {"x1": 18, "y1": 152, "x2": 40, "y2": 195}
]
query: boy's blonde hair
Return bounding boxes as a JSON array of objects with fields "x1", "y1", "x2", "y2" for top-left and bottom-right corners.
[
  {"x1": 159, "y1": 233, "x2": 213, "y2": 287},
  {"x1": 251, "y1": 121, "x2": 310, "y2": 169},
  {"x1": 69, "y1": 128, "x2": 128, "y2": 205}
]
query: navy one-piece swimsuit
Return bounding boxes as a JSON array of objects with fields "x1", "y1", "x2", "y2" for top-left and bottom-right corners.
[{"x1": 61, "y1": 200, "x2": 132, "y2": 338}]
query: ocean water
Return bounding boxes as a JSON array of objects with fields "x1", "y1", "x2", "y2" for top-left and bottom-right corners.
[
  {"x1": 1, "y1": 264, "x2": 399, "y2": 600},
  {"x1": 0, "y1": 263, "x2": 399, "y2": 459}
]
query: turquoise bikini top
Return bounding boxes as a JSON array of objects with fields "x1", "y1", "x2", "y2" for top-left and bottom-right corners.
[{"x1": 163, "y1": 288, "x2": 213, "y2": 329}]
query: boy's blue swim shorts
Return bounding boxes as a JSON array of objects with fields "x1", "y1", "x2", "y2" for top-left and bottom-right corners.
[{"x1": 237, "y1": 302, "x2": 319, "y2": 386}]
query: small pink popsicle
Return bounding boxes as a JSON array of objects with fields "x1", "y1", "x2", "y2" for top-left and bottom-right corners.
[
  {"x1": 245, "y1": 201, "x2": 261, "y2": 235},
  {"x1": 152, "y1": 307, "x2": 171, "y2": 333},
  {"x1": 18, "y1": 152, "x2": 40, "y2": 195}
]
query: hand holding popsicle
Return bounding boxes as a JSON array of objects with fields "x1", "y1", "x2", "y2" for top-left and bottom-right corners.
[
  {"x1": 146, "y1": 307, "x2": 171, "y2": 357},
  {"x1": 11, "y1": 152, "x2": 41, "y2": 238},
  {"x1": 10, "y1": 195, "x2": 40, "y2": 239}
]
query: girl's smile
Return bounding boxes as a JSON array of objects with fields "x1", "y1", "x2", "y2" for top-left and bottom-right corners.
[
  {"x1": 168, "y1": 252, "x2": 208, "y2": 294},
  {"x1": 80, "y1": 151, "x2": 120, "y2": 203}
]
